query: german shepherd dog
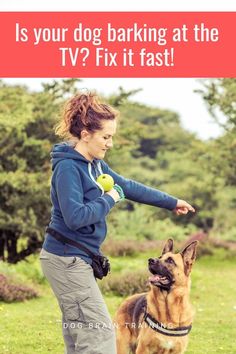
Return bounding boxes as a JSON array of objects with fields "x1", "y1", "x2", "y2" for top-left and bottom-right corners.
[{"x1": 114, "y1": 239, "x2": 198, "y2": 354}]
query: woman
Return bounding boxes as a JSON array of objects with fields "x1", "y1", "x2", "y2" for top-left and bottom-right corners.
[{"x1": 40, "y1": 91, "x2": 195, "y2": 354}]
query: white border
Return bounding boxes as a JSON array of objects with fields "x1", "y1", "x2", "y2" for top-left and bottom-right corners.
[{"x1": 0, "y1": 0, "x2": 236, "y2": 11}]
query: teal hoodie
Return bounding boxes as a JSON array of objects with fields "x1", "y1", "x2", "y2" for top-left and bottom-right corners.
[{"x1": 43, "y1": 142, "x2": 177, "y2": 264}]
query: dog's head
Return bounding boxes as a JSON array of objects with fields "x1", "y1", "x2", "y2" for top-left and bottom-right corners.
[{"x1": 148, "y1": 239, "x2": 198, "y2": 291}]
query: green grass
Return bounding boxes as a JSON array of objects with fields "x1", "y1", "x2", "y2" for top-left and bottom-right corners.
[
  {"x1": 0, "y1": 249, "x2": 236, "y2": 354},
  {"x1": 187, "y1": 255, "x2": 236, "y2": 354}
]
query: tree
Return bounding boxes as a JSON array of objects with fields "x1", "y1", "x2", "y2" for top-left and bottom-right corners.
[
  {"x1": 197, "y1": 79, "x2": 236, "y2": 186},
  {"x1": 0, "y1": 79, "x2": 80, "y2": 263},
  {"x1": 198, "y1": 78, "x2": 236, "y2": 129},
  {"x1": 197, "y1": 79, "x2": 236, "y2": 236}
]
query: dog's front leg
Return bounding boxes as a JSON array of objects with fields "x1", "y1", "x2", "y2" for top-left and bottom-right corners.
[
  {"x1": 135, "y1": 341, "x2": 149, "y2": 354},
  {"x1": 116, "y1": 326, "x2": 132, "y2": 354}
]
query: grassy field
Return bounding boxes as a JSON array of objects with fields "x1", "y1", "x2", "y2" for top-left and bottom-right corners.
[{"x1": 0, "y1": 248, "x2": 236, "y2": 354}]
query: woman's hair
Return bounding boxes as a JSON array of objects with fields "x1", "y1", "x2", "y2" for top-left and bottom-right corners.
[{"x1": 55, "y1": 91, "x2": 119, "y2": 140}]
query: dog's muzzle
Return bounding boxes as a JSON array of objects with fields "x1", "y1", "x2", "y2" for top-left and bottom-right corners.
[{"x1": 148, "y1": 258, "x2": 174, "y2": 290}]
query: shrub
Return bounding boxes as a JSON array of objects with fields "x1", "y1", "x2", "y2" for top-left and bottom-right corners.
[
  {"x1": 196, "y1": 243, "x2": 214, "y2": 257},
  {"x1": 0, "y1": 253, "x2": 47, "y2": 285},
  {"x1": 0, "y1": 273, "x2": 38, "y2": 302},
  {"x1": 100, "y1": 270, "x2": 150, "y2": 296},
  {"x1": 102, "y1": 239, "x2": 162, "y2": 257},
  {"x1": 107, "y1": 205, "x2": 197, "y2": 241}
]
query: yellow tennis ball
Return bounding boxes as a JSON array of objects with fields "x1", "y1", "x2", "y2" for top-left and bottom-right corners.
[{"x1": 96, "y1": 174, "x2": 114, "y2": 192}]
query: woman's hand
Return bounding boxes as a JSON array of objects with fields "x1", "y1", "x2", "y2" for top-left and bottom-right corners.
[
  {"x1": 106, "y1": 188, "x2": 120, "y2": 203},
  {"x1": 173, "y1": 199, "x2": 195, "y2": 215}
]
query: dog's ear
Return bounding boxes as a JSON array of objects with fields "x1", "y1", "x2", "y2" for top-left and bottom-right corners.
[
  {"x1": 162, "y1": 239, "x2": 174, "y2": 255},
  {"x1": 181, "y1": 241, "x2": 198, "y2": 276}
]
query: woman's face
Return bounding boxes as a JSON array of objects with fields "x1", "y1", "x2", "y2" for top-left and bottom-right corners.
[{"x1": 84, "y1": 119, "x2": 117, "y2": 161}]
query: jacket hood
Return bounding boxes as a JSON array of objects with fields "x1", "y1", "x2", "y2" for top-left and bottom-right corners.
[{"x1": 51, "y1": 142, "x2": 90, "y2": 170}]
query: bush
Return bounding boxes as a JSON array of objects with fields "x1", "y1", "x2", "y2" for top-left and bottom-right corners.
[
  {"x1": 102, "y1": 239, "x2": 163, "y2": 257},
  {"x1": 196, "y1": 243, "x2": 214, "y2": 257},
  {"x1": 0, "y1": 273, "x2": 38, "y2": 302},
  {"x1": 107, "y1": 204, "x2": 197, "y2": 241},
  {"x1": 100, "y1": 270, "x2": 150, "y2": 296},
  {"x1": 0, "y1": 253, "x2": 47, "y2": 285}
]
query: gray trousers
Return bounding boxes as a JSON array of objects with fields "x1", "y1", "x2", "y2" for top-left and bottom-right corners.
[{"x1": 40, "y1": 248, "x2": 116, "y2": 354}]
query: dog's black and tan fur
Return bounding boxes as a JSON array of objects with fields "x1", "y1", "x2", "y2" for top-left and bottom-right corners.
[{"x1": 114, "y1": 239, "x2": 198, "y2": 354}]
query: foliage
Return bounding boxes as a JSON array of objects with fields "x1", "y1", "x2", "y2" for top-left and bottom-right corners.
[
  {"x1": 197, "y1": 78, "x2": 236, "y2": 186},
  {"x1": 0, "y1": 273, "x2": 38, "y2": 302},
  {"x1": 196, "y1": 79, "x2": 236, "y2": 235},
  {"x1": 107, "y1": 203, "x2": 197, "y2": 240},
  {"x1": 102, "y1": 239, "x2": 163, "y2": 257},
  {"x1": 0, "y1": 80, "x2": 80, "y2": 262},
  {"x1": 100, "y1": 269, "x2": 149, "y2": 296},
  {"x1": 198, "y1": 78, "x2": 236, "y2": 129},
  {"x1": 0, "y1": 253, "x2": 47, "y2": 285},
  {"x1": 0, "y1": 79, "x2": 236, "y2": 264}
]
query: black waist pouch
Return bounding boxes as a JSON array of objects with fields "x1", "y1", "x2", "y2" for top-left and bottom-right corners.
[
  {"x1": 46, "y1": 227, "x2": 110, "y2": 280},
  {"x1": 92, "y1": 255, "x2": 110, "y2": 280}
]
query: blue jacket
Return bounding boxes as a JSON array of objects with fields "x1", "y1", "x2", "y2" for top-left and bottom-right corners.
[{"x1": 43, "y1": 142, "x2": 177, "y2": 264}]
